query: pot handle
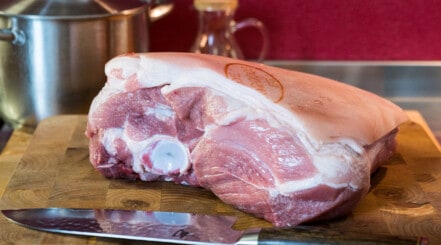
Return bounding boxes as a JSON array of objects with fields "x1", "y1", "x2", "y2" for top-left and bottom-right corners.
[
  {"x1": 147, "y1": 0, "x2": 174, "y2": 22},
  {"x1": 0, "y1": 28, "x2": 26, "y2": 45}
]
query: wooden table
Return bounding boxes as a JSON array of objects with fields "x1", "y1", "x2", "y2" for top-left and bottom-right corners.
[{"x1": 0, "y1": 112, "x2": 440, "y2": 244}]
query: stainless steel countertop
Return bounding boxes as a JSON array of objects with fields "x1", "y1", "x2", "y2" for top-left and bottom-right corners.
[{"x1": 266, "y1": 60, "x2": 441, "y2": 144}]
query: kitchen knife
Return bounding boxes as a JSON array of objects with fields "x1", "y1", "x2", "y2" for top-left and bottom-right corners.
[{"x1": 1, "y1": 208, "x2": 428, "y2": 245}]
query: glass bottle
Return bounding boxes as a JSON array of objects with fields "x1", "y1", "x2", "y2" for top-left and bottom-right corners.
[{"x1": 190, "y1": 0, "x2": 268, "y2": 61}]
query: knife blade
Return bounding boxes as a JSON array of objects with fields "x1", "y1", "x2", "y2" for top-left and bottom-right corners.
[{"x1": 1, "y1": 208, "x2": 428, "y2": 245}]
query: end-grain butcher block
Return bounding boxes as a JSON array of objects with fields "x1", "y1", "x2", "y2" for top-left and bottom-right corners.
[{"x1": 85, "y1": 52, "x2": 409, "y2": 227}]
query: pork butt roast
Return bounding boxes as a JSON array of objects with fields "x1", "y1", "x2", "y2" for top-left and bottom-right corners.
[{"x1": 85, "y1": 52, "x2": 409, "y2": 227}]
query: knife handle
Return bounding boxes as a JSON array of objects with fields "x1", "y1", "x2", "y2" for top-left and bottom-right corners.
[{"x1": 257, "y1": 226, "x2": 429, "y2": 245}]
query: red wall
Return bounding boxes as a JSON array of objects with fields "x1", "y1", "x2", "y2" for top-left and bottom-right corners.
[{"x1": 150, "y1": 0, "x2": 441, "y2": 60}]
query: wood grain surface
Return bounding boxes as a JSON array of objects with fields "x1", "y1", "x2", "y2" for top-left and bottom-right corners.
[{"x1": 0, "y1": 114, "x2": 440, "y2": 244}]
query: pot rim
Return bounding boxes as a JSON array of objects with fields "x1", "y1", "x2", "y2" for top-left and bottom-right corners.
[{"x1": 0, "y1": 5, "x2": 147, "y2": 20}]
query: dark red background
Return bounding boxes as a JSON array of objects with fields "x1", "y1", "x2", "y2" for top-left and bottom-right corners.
[{"x1": 150, "y1": 0, "x2": 441, "y2": 60}]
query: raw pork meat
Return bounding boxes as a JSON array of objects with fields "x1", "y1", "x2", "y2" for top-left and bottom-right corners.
[{"x1": 86, "y1": 52, "x2": 409, "y2": 226}]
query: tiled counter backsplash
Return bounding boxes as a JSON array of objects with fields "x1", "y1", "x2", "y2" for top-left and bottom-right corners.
[{"x1": 150, "y1": 0, "x2": 441, "y2": 61}]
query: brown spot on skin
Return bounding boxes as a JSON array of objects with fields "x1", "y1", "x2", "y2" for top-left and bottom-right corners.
[{"x1": 225, "y1": 63, "x2": 284, "y2": 103}]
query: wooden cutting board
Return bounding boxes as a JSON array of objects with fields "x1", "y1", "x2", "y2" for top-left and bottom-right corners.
[{"x1": 0, "y1": 114, "x2": 441, "y2": 244}]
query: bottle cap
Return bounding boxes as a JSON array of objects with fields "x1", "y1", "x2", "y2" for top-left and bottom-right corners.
[{"x1": 194, "y1": 0, "x2": 238, "y2": 11}]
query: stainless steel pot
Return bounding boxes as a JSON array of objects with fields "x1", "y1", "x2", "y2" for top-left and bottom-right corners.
[{"x1": 0, "y1": 0, "x2": 172, "y2": 128}]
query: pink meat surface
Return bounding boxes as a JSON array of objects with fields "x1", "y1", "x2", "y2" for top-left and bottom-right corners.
[{"x1": 86, "y1": 52, "x2": 409, "y2": 226}]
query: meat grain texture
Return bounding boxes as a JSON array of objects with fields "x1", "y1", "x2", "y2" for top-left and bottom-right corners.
[{"x1": 85, "y1": 52, "x2": 409, "y2": 227}]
